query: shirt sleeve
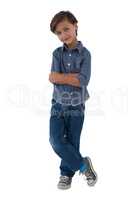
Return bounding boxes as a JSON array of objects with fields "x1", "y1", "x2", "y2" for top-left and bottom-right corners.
[
  {"x1": 77, "y1": 50, "x2": 91, "y2": 87},
  {"x1": 51, "y1": 50, "x2": 60, "y2": 72}
]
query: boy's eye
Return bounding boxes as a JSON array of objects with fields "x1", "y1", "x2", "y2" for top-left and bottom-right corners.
[
  {"x1": 64, "y1": 27, "x2": 69, "y2": 32},
  {"x1": 56, "y1": 31, "x2": 61, "y2": 35},
  {"x1": 56, "y1": 28, "x2": 69, "y2": 35}
]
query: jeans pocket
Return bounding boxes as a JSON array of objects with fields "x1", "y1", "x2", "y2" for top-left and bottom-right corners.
[
  {"x1": 51, "y1": 98, "x2": 56, "y2": 105},
  {"x1": 81, "y1": 103, "x2": 85, "y2": 110},
  {"x1": 51, "y1": 100, "x2": 62, "y2": 117}
]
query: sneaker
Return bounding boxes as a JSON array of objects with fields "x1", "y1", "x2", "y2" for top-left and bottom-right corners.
[
  {"x1": 80, "y1": 157, "x2": 98, "y2": 186},
  {"x1": 57, "y1": 176, "x2": 72, "y2": 190}
]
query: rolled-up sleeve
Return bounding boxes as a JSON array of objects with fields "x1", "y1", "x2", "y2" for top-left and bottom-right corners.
[
  {"x1": 51, "y1": 50, "x2": 60, "y2": 72},
  {"x1": 77, "y1": 50, "x2": 91, "y2": 87}
]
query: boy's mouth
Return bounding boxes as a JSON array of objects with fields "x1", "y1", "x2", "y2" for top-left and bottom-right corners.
[{"x1": 64, "y1": 38, "x2": 72, "y2": 43}]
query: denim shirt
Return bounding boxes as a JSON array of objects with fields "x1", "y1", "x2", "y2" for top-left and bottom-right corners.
[{"x1": 51, "y1": 41, "x2": 91, "y2": 106}]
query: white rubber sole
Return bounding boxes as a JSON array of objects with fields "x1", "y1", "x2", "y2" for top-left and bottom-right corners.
[{"x1": 57, "y1": 184, "x2": 71, "y2": 190}]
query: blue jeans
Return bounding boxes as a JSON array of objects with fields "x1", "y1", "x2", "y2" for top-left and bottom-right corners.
[{"x1": 49, "y1": 99, "x2": 85, "y2": 177}]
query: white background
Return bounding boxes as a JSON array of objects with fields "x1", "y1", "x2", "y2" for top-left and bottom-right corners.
[{"x1": 0, "y1": 0, "x2": 132, "y2": 199}]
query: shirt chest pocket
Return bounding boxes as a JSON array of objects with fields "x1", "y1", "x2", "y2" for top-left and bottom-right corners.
[{"x1": 72, "y1": 59, "x2": 82, "y2": 72}]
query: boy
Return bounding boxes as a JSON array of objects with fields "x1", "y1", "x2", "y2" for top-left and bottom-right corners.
[{"x1": 49, "y1": 11, "x2": 97, "y2": 190}]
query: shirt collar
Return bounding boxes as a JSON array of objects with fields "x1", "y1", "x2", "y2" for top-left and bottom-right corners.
[{"x1": 62, "y1": 41, "x2": 83, "y2": 53}]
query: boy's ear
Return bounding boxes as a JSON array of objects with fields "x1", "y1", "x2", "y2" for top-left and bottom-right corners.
[
  {"x1": 74, "y1": 23, "x2": 78, "y2": 29},
  {"x1": 74, "y1": 23, "x2": 78, "y2": 32}
]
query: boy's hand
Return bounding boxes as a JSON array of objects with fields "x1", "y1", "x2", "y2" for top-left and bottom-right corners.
[
  {"x1": 49, "y1": 72, "x2": 80, "y2": 87},
  {"x1": 49, "y1": 72, "x2": 78, "y2": 83},
  {"x1": 49, "y1": 72, "x2": 63, "y2": 83}
]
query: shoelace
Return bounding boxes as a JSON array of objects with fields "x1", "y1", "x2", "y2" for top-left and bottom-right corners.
[{"x1": 60, "y1": 176, "x2": 70, "y2": 183}]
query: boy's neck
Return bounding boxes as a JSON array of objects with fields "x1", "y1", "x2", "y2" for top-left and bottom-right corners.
[{"x1": 65, "y1": 38, "x2": 78, "y2": 49}]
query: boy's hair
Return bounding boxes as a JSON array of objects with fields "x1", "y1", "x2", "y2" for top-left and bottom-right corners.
[{"x1": 50, "y1": 11, "x2": 78, "y2": 34}]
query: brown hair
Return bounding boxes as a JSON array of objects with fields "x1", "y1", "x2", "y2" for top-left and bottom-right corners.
[{"x1": 50, "y1": 11, "x2": 78, "y2": 34}]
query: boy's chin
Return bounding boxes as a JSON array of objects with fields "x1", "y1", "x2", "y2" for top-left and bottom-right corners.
[
  {"x1": 63, "y1": 38, "x2": 73, "y2": 44},
  {"x1": 64, "y1": 38, "x2": 77, "y2": 45},
  {"x1": 64, "y1": 40, "x2": 71, "y2": 45},
  {"x1": 64, "y1": 40, "x2": 73, "y2": 46}
]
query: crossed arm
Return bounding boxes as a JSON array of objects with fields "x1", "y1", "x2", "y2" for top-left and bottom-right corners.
[{"x1": 49, "y1": 72, "x2": 81, "y2": 87}]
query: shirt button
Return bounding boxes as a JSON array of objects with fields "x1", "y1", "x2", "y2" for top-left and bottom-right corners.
[
  {"x1": 67, "y1": 63, "x2": 71, "y2": 66},
  {"x1": 69, "y1": 54, "x2": 71, "y2": 56}
]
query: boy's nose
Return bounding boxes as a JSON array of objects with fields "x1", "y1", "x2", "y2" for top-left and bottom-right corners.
[{"x1": 60, "y1": 33, "x2": 68, "y2": 41}]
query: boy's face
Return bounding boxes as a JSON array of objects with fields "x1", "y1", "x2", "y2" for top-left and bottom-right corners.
[{"x1": 55, "y1": 19, "x2": 77, "y2": 47}]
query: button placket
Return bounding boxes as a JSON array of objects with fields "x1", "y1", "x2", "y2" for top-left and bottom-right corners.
[{"x1": 66, "y1": 51, "x2": 72, "y2": 70}]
